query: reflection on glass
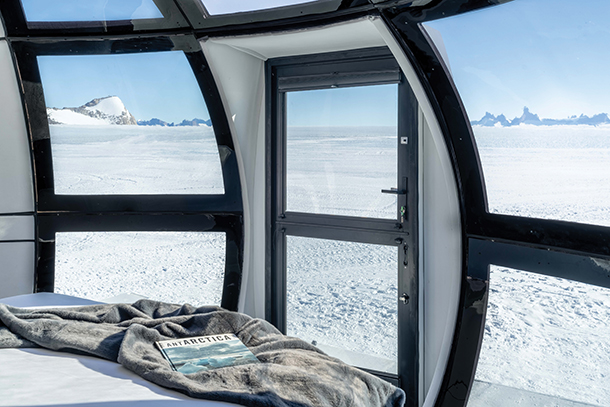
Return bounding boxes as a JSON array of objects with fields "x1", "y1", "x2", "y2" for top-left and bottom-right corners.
[
  {"x1": 55, "y1": 232, "x2": 226, "y2": 306},
  {"x1": 470, "y1": 266, "x2": 610, "y2": 406},
  {"x1": 286, "y1": 236, "x2": 397, "y2": 373},
  {"x1": 201, "y1": 0, "x2": 318, "y2": 15},
  {"x1": 38, "y1": 51, "x2": 224, "y2": 195},
  {"x1": 425, "y1": 0, "x2": 610, "y2": 227},
  {"x1": 21, "y1": 0, "x2": 163, "y2": 22},
  {"x1": 286, "y1": 85, "x2": 398, "y2": 219}
]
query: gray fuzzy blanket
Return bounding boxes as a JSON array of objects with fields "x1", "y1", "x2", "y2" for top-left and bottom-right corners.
[{"x1": 0, "y1": 300, "x2": 405, "y2": 407}]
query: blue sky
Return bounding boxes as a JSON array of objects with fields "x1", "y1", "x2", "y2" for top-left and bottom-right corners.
[
  {"x1": 21, "y1": 0, "x2": 319, "y2": 20},
  {"x1": 201, "y1": 0, "x2": 318, "y2": 15},
  {"x1": 287, "y1": 85, "x2": 398, "y2": 127},
  {"x1": 21, "y1": 0, "x2": 162, "y2": 22},
  {"x1": 425, "y1": 0, "x2": 610, "y2": 121},
  {"x1": 38, "y1": 51, "x2": 210, "y2": 123}
]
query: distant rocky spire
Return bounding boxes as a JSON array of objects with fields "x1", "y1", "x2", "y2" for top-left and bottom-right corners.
[{"x1": 471, "y1": 107, "x2": 610, "y2": 127}]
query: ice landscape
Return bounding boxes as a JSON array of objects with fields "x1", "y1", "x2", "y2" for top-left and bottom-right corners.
[{"x1": 50, "y1": 112, "x2": 610, "y2": 405}]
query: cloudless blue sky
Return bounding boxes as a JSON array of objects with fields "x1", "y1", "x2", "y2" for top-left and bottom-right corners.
[
  {"x1": 425, "y1": 0, "x2": 610, "y2": 121},
  {"x1": 21, "y1": 0, "x2": 318, "y2": 20},
  {"x1": 287, "y1": 85, "x2": 398, "y2": 127},
  {"x1": 201, "y1": 0, "x2": 317, "y2": 15},
  {"x1": 38, "y1": 51, "x2": 210, "y2": 123},
  {"x1": 21, "y1": 0, "x2": 162, "y2": 22}
]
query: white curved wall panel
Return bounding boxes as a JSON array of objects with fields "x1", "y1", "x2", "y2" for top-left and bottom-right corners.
[
  {"x1": 0, "y1": 242, "x2": 35, "y2": 299},
  {"x1": 201, "y1": 39, "x2": 266, "y2": 317},
  {"x1": 0, "y1": 215, "x2": 34, "y2": 241},
  {"x1": 0, "y1": 40, "x2": 35, "y2": 214}
]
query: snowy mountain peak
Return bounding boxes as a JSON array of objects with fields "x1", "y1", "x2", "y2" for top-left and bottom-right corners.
[
  {"x1": 84, "y1": 96, "x2": 128, "y2": 117},
  {"x1": 47, "y1": 96, "x2": 137, "y2": 126},
  {"x1": 471, "y1": 107, "x2": 610, "y2": 127},
  {"x1": 47, "y1": 96, "x2": 211, "y2": 127}
]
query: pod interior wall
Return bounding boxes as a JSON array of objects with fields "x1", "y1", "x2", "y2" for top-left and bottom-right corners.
[{"x1": 0, "y1": 35, "x2": 36, "y2": 298}]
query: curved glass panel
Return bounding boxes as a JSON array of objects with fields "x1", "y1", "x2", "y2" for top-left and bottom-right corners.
[
  {"x1": 55, "y1": 232, "x2": 226, "y2": 306},
  {"x1": 425, "y1": 0, "x2": 610, "y2": 227},
  {"x1": 470, "y1": 265, "x2": 610, "y2": 406},
  {"x1": 38, "y1": 51, "x2": 224, "y2": 195},
  {"x1": 201, "y1": 0, "x2": 318, "y2": 15},
  {"x1": 20, "y1": 0, "x2": 163, "y2": 22}
]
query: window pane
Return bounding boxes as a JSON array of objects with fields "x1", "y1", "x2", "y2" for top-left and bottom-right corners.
[
  {"x1": 201, "y1": 0, "x2": 318, "y2": 15},
  {"x1": 470, "y1": 265, "x2": 610, "y2": 406},
  {"x1": 286, "y1": 85, "x2": 398, "y2": 219},
  {"x1": 55, "y1": 232, "x2": 226, "y2": 306},
  {"x1": 21, "y1": 0, "x2": 163, "y2": 22},
  {"x1": 286, "y1": 236, "x2": 397, "y2": 374},
  {"x1": 38, "y1": 52, "x2": 224, "y2": 195},
  {"x1": 425, "y1": 0, "x2": 610, "y2": 227}
]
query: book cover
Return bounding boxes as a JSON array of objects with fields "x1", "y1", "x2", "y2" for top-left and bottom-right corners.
[{"x1": 156, "y1": 334, "x2": 260, "y2": 374}]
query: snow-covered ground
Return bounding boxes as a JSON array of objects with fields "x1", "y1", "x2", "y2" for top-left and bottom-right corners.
[
  {"x1": 471, "y1": 124, "x2": 610, "y2": 406},
  {"x1": 475, "y1": 124, "x2": 610, "y2": 226},
  {"x1": 50, "y1": 125, "x2": 223, "y2": 195},
  {"x1": 473, "y1": 266, "x2": 610, "y2": 406},
  {"x1": 52, "y1": 124, "x2": 610, "y2": 405},
  {"x1": 55, "y1": 232, "x2": 226, "y2": 307}
]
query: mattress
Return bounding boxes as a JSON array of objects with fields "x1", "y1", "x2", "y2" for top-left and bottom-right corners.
[{"x1": 0, "y1": 293, "x2": 238, "y2": 407}]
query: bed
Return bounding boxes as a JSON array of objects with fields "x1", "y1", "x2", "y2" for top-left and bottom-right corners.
[
  {"x1": 0, "y1": 293, "x2": 236, "y2": 407},
  {"x1": 0, "y1": 293, "x2": 405, "y2": 407}
]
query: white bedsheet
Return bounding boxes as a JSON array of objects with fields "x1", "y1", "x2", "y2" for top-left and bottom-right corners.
[{"x1": 0, "y1": 293, "x2": 238, "y2": 407}]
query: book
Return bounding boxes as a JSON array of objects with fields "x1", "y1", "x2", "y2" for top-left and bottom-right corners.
[{"x1": 156, "y1": 334, "x2": 260, "y2": 374}]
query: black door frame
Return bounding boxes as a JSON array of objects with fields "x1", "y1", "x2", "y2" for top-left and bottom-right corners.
[{"x1": 265, "y1": 46, "x2": 420, "y2": 405}]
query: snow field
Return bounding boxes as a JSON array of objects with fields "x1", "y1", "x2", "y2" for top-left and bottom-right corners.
[
  {"x1": 50, "y1": 125, "x2": 224, "y2": 195},
  {"x1": 51, "y1": 124, "x2": 610, "y2": 405},
  {"x1": 286, "y1": 237, "x2": 397, "y2": 372},
  {"x1": 55, "y1": 232, "x2": 226, "y2": 307},
  {"x1": 286, "y1": 126, "x2": 397, "y2": 219},
  {"x1": 474, "y1": 267, "x2": 610, "y2": 406}
]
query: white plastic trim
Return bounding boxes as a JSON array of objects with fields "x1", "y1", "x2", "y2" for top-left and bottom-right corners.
[
  {"x1": 0, "y1": 40, "x2": 35, "y2": 214},
  {"x1": 207, "y1": 17, "x2": 386, "y2": 60},
  {"x1": 0, "y1": 215, "x2": 35, "y2": 241},
  {"x1": 200, "y1": 39, "x2": 265, "y2": 316},
  {"x1": 0, "y1": 242, "x2": 35, "y2": 298}
]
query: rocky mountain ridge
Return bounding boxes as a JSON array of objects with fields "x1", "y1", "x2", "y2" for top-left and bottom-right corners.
[
  {"x1": 47, "y1": 96, "x2": 211, "y2": 127},
  {"x1": 472, "y1": 107, "x2": 610, "y2": 127}
]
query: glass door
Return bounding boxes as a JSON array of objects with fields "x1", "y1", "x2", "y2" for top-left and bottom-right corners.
[{"x1": 267, "y1": 47, "x2": 419, "y2": 404}]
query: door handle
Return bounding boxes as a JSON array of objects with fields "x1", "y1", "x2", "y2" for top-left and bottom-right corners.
[{"x1": 381, "y1": 188, "x2": 406, "y2": 195}]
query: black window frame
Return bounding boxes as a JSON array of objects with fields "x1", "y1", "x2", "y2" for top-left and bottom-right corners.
[
  {"x1": 266, "y1": 46, "x2": 420, "y2": 405},
  {"x1": 11, "y1": 34, "x2": 244, "y2": 311}
]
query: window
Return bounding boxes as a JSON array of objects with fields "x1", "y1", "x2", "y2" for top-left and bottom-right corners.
[
  {"x1": 20, "y1": 0, "x2": 163, "y2": 22},
  {"x1": 200, "y1": 0, "x2": 318, "y2": 15},
  {"x1": 268, "y1": 47, "x2": 419, "y2": 402},
  {"x1": 286, "y1": 86, "x2": 398, "y2": 218},
  {"x1": 1, "y1": 0, "x2": 189, "y2": 34},
  {"x1": 424, "y1": 0, "x2": 610, "y2": 227},
  {"x1": 286, "y1": 236, "x2": 398, "y2": 373},
  {"x1": 37, "y1": 51, "x2": 224, "y2": 195},
  {"x1": 55, "y1": 232, "x2": 226, "y2": 306},
  {"x1": 13, "y1": 35, "x2": 243, "y2": 310},
  {"x1": 471, "y1": 265, "x2": 610, "y2": 406}
]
